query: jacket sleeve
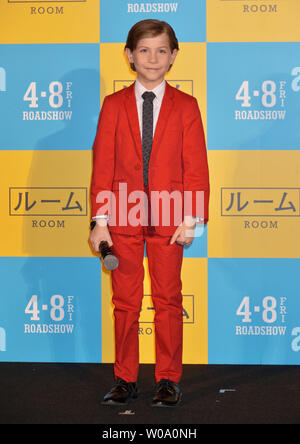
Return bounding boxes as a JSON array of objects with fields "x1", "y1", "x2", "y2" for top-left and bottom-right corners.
[
  {"x1": 182, "y1": 96, "x2": 210, "y2": 224},
  {"x1": 90, "y1": 96, "x2": 116, "y2": 219}
]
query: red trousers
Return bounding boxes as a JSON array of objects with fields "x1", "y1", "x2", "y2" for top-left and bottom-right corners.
[{"x1": 110, "y1": 187, "x2": 184, "y2": 383}]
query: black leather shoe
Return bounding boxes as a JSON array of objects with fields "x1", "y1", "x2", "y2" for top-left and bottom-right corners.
[
  {"x1": 151, "y1": 379, "x2": 182, "y2": 407},
  {"x1": 101, "y1": 377, "x2": 138, "y2": 406}
]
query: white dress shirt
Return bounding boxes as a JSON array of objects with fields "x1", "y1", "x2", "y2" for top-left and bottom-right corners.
[{"x1": 135, "y1": 78, "x2": 166, "y2": 138}]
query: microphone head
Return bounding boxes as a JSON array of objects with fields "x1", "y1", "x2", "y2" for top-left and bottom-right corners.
[{"x1": 103, "y1": 255, "x2": 119, "y2": 271}]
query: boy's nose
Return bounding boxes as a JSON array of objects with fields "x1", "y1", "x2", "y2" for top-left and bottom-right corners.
[{"x1": 148, "y1": 52, "x2": 158, "y2": 63}]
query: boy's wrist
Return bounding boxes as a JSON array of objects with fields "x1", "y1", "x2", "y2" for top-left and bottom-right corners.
[
  {"x1": 96, "y1": 219, "x2": 108, "y2": 227},
  {"x1": 184, "y1": 215, "x2": 196, "y2": 227},
  {"x1": 184, "y1": 215, "x2": 204, "y2": 226},
  {"x1": 91, "y1": 215, "x2": 109, "y2": 229}
]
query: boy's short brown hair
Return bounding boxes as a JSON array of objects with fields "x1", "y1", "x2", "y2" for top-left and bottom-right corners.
[{"x1": 125, "y1": 19, "x2": 179, "y2": 72}]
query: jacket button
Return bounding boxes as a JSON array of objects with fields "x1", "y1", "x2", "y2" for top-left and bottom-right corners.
[{"x1": 134, "y1": 164, "x2": 141, "y2": 170}]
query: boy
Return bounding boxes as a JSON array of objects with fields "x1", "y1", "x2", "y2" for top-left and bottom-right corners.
[{"x1": 89, "y1": 19, "x2": 209, "y2": 407}]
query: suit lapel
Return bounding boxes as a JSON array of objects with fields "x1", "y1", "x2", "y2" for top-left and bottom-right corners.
[
  {"x1": 124, "y1": 80, "x2": 175, "y2": 160},
  {"x1": 125, "y1": 82, "x2": 143, "y2": 161},
  {"x1": 151, "y1": 81, "x2": 175, "y2": 155}
]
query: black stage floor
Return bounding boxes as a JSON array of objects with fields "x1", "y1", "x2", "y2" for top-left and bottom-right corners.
[{"x1": 1, "y1": 362, "x2": 300, "y2": 425}]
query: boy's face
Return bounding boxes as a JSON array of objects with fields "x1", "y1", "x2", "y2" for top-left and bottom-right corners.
[{"x1": 125, "y1": 32, "x2": 178, "y2": 89}]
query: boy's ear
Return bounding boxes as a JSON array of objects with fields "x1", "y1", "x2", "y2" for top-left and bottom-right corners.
[
  {"x1": 125, "y1": 47, "x2": 134, "y2": 64},
  {"x1": 125, "y1": 48, "x2": 136, "y2": 71},
  {"x1": 167, "y1": 49, "x2": 178, "y2": 72},
  {"x1": 171, "y1": 49, "x2": 178, "y2": 63}
]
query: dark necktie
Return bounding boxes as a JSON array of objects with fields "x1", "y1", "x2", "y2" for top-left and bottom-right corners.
[{"x1": 142, "y1": 91, "x2": 156, "y2": 187}]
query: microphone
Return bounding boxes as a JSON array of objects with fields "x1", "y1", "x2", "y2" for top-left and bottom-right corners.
[
  {"x1": 99, "y1": 241, "x2": 119, "y2": 271},
  {"x1": 90, "y1": 220, "x2": 119, "y2": 270}
]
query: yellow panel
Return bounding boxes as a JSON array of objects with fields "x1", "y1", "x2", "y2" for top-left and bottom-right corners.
[
  {"x1": 100, "y1": 42, "x2": 207, "y2": 134},
  {"x1": 0, "y1": 150, "x2": 94, "y2": 257},
  {"x1": 101, "y1": 257, "x2": 208, "y2": 365},
  {"x1": 207, "y1": 0, "x2": 300, "y2": 42},
  {"x1": 0, "y1": 1, "x2": 99, "y2": 44},
  {"x1": 207, "y1": 150, "x2": 300, "y2": 258},
  {"x1": 181, "y1": 258, "x2": 208, "y2": 364}
]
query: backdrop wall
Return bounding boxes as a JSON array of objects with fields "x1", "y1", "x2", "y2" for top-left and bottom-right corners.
[{"x1": 0, "y1": 0, "x2": 300, "y2": 365}]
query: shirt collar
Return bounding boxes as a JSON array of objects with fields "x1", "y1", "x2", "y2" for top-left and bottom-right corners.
[{"x1": 135, "y1": 78, "x2": 166, "y2": 104}]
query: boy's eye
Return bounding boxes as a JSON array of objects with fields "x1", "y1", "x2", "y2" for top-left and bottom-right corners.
[{"x1": 139, "y1": 49, "x2": 167, "y2": 54}]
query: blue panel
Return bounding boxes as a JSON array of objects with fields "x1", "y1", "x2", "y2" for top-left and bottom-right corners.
[
  {"x1": 183, "y1": 223, "x2": 207, "y2": 258},
  {"x1": 207, "y1": 43, "x2": 300, "y2": 149},
  {"x1": 0, "y1": 257, "x2": 102, "y2": 363},
  {"x1": 0, "y1": 44, "x2": 100, "y2": 150},
  {"x1": 208, "y1": 258, "x2": 300, "y2": 364}
]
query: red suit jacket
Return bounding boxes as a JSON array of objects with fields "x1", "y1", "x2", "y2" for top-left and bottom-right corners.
[{"x1": 90, "y1": 81, "x2": 210, "y2": 236}]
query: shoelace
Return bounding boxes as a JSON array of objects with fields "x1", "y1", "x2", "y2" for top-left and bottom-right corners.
[
  {"x1": 114, "y1": 378, "x2": 136, "y2": 393},
  {"x1": 156, "y1": 379, "x2": 177, "y2": 393}
]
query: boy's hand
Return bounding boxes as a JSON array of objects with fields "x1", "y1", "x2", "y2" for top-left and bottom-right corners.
[
  {"x1": 89, "y1": 219, "x2": 113, "y2": 253},
  {"x1": 169, "y1": 216, "x2": 196, "y2": 246}
]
